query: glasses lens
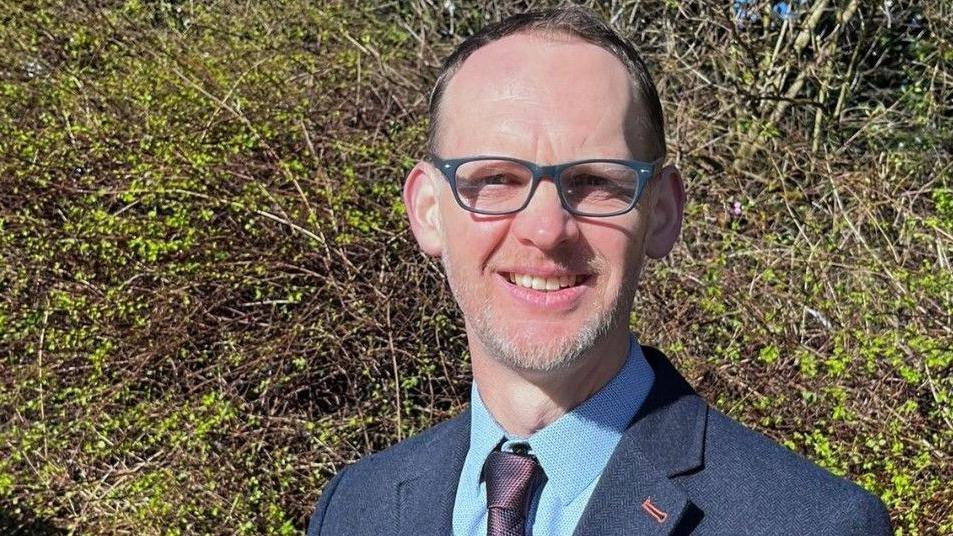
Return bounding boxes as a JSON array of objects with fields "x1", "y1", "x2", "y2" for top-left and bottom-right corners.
[
  {"x1": 561, "y1": 162, "x2": 638, "y2": 215},
  {"x1": 454, "y1": 159, "x2": 533, "y2": 214}
]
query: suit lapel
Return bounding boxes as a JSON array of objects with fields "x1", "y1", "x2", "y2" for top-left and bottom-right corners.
[
  {"x1": 395, "y1": 411, "x2": 471, "y2": 536},
  {"x1": 571, "y1": 447, "x2": 692, "y2": 536},
  {"x1": 574, "y1": 346, "x2": 708, "y2": 536}
]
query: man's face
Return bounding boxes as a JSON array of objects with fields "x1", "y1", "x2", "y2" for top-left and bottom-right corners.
[{"x1": 409, "y1": 32, "x2": 672, "y2": 372}]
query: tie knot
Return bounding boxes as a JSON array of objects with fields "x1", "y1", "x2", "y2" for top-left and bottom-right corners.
[{"x1": 483, "y1": 449, "x2": 543, "y2": 512}]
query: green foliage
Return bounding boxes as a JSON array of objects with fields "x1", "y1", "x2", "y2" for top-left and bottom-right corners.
[{"x1": 0, "y1": 1, "x2": 950, "y2": 535}]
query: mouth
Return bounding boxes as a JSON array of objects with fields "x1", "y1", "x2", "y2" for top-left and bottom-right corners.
[{"x1": 503, "y1": 272, "x2": 589, "y2": 291}]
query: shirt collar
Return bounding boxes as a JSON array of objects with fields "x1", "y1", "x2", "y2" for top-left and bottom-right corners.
[
  {"x1": 467, "y1": 381, "x2": 510, "y2": 474},
  {"x1": 467, "y1": 335, "x2": 655, "y2": 505}
]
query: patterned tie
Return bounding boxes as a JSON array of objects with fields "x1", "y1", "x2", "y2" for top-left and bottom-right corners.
[{"x1": 483, "y1": 449, "x2": 543, "y2": 536}]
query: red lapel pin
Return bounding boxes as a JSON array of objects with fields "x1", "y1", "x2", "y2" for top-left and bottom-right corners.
[{"x1": 641, "y1": 497, "x2": 668, "y2": 523}]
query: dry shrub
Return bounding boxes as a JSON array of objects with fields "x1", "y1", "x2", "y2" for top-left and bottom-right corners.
[{"x1": 0, "y1": 0, "x2": 949, "y2": 534}]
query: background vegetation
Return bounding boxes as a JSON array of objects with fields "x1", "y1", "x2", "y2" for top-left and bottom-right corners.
[{"x1": 0, "y1": 0, "x2": 950, "y2": 534}]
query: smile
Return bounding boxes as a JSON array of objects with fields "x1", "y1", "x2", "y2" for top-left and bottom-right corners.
[{"x1": 505, "y1": 272, "x2": 586, "y2": 291}]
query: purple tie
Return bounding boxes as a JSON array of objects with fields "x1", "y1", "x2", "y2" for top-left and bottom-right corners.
[{"x1": 483, "y1": 449, "x2": 543, "y2": 536}]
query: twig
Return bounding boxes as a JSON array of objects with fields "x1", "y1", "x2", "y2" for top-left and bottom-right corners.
[{"x1": 387, "y1": 303, "x2": 403, "y2": 441}]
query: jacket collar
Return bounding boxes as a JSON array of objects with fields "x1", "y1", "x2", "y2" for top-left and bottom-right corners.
[
  {"x1": 395, "y1": 412, "x2": 471, "y2": 535},
  {"x1": 572, "y1": 346, "x2": 707, "y2": 536},
  {"x1": 622, "y1": 346, "x2": 707, "y2": 478},
  {"x1": 393, "y1": 346, "x2": 707, "y2": 536}
]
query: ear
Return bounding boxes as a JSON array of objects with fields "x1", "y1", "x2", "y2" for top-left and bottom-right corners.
[
  {"x1": 644, "y1": 165, "x2": 685, "y2": 259},
  {"x1": 403, "y1": 161, "x2": 445, "y2": 257}
]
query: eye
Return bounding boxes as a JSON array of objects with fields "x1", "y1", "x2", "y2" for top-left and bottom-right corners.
[
  {"x1": 460, "y1": 167, "x2": 529, "y2": 188},
  {"x1": 564, "y1": 173, "x2": 620, "y2": 193},
  {"x1": 568, "y1": 174, "x2": 609, "y2": 187},
  {"x1": 561, "y1": 163, "x2": 638, "y2": 211},
  {"x1": 477, "y1": 173, "x2": 517, "y2": 185}
]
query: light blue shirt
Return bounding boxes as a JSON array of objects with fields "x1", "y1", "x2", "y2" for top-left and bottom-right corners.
[{"x1": 452, "y1": 335, "x2": 655, "y2": 536}]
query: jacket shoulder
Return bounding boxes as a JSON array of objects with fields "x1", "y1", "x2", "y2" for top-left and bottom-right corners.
[
  {"x1": 683, "y1": 407, "x2": 891, "y2": 535},
  {"x1": 345, "y1": 410, "x2": 468, "y2": 475},
  {"x1": 307, "y1": 412, "x2": 469, "y2": 536}
]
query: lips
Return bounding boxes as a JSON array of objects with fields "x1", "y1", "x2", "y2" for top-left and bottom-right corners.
[
  {"x1": 503, "y1": 272, "x2": 587, "y2": 291},
  {"x1": 496, "y1": 270, "x2": 589, "y2": 311}
]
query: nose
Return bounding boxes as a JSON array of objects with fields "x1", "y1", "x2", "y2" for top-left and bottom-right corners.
[{"x1": 511, "y1": 178, "x2": 579, "y2": 250}]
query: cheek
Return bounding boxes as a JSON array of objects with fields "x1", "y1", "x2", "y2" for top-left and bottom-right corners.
[
  {"x1": 582, "y1": 219, "x2": 646, "y2": 280},
  {"x1": 441, "y1": 209, "x2": 511, "y2": 271},
  {"x1": 604, "y1": 237, "x2": 639, "y2": 277}
]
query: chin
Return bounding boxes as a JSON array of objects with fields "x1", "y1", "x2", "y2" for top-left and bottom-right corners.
[{"x1": 473, "y1": 313, "x2": 616, "y2": 373}]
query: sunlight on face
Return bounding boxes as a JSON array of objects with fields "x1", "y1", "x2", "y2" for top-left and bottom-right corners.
[{"x1": 434, "y1": 32, "x2": 654, "y2": 372}]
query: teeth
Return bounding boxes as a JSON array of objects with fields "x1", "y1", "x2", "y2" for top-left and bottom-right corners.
[{"x1": 507, "y1": 273, "x2": 580, "y2": 291}]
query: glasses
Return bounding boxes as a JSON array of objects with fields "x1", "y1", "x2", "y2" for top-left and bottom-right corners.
[{"x1": 429, "y1": 154, "x2": 662, "y2": 217}]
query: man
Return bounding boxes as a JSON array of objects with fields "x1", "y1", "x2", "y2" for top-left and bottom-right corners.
[{"x1": 309, "y1": 7, "x2": 891, "y2": 536}]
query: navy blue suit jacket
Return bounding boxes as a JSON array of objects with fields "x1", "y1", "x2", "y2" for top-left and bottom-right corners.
[{"x1": 308, "y1": 347, "x2": 891, "y2": 535}]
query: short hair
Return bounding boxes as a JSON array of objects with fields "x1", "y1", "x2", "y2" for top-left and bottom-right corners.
[{"x1": 426, "y1": 6, "x2": 666, "y2": 160}]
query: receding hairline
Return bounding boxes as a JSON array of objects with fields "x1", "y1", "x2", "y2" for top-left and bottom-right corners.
[
  {"x1": 427, "y1": 26, "x2": 667, "y2": 161},
  {"x1": 435, "y1": 29, "x2": 627, "y2": 101}
]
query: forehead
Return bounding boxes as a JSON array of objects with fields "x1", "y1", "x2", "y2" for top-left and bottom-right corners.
[{"x1": 438, "y1": 32, "x2": 652, "y2": 160}]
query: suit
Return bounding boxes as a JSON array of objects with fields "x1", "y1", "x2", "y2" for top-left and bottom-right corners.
[{"x1": 308, "y1": 346, "x2": 891, "y2": 535}]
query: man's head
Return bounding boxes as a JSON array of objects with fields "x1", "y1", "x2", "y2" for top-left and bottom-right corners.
[
  {"x1": 404, "y1": 7, "x2": 684, "y2": 374},
  {"x1": 427, "y1": 8, "x2": 668, "y2": 163}
]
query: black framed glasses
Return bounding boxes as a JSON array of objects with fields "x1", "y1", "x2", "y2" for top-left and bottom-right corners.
[{"x1": 429, "y1": 154, "x2": 662, "y2": 217}]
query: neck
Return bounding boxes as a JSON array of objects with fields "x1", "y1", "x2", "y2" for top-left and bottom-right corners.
[{"x1": 471, "y1": 328, "x2": 630, "y2": 438}]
